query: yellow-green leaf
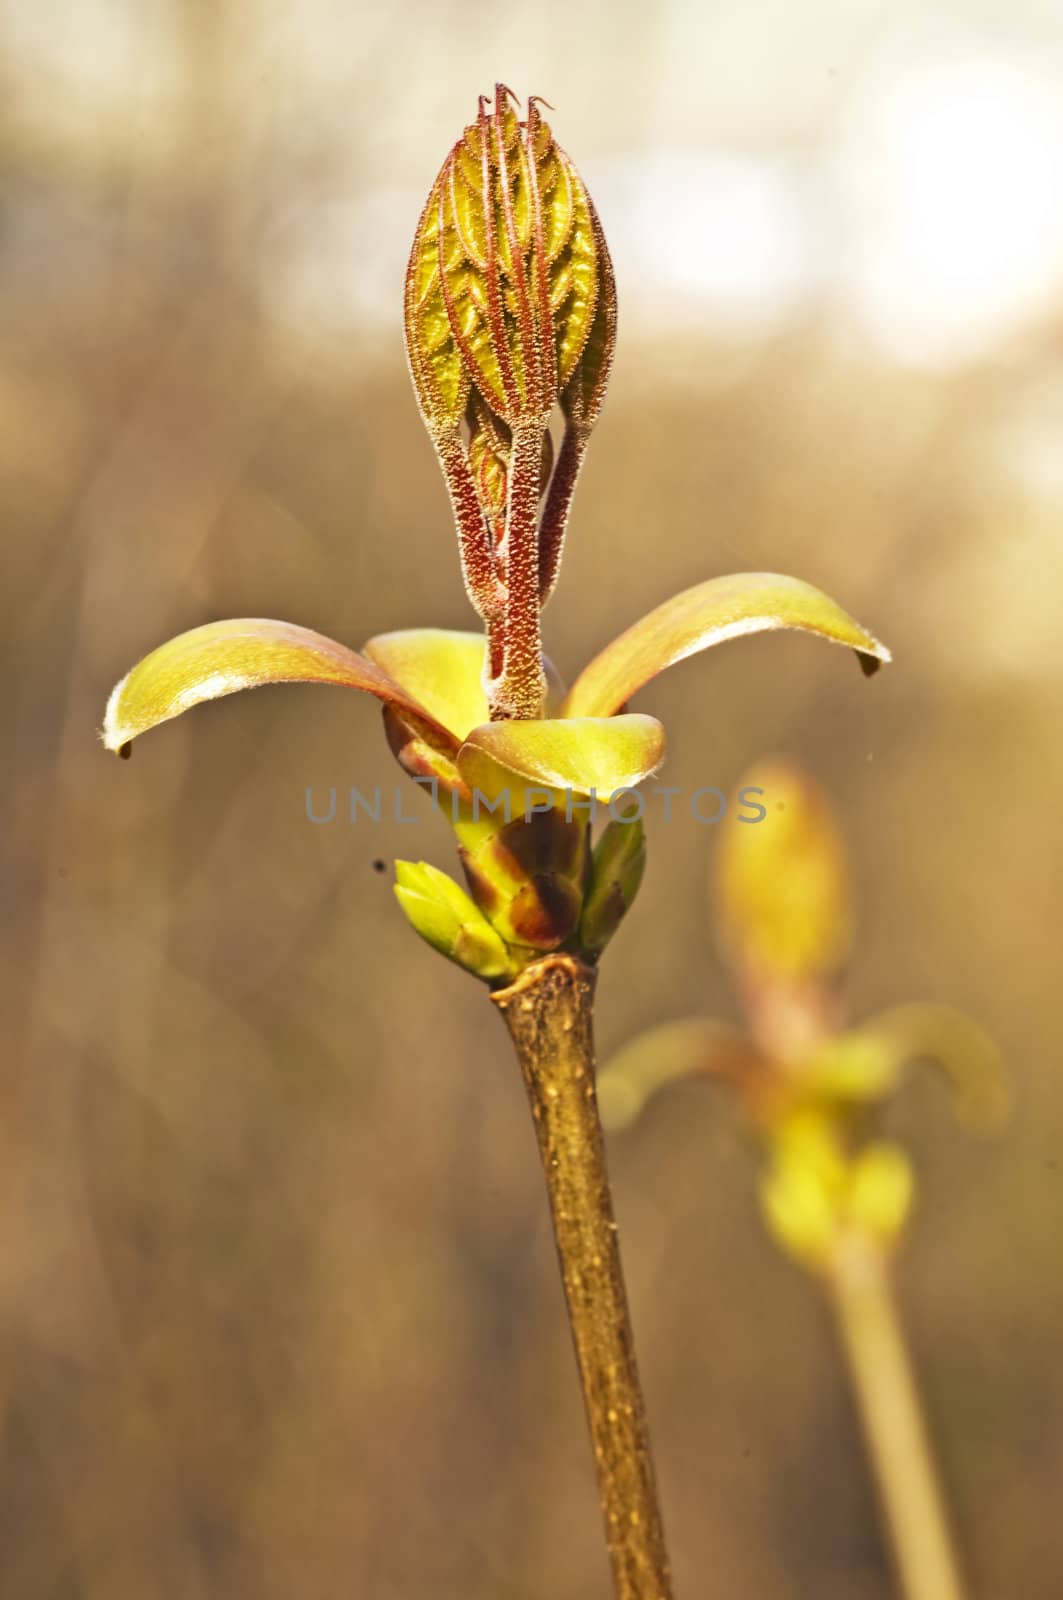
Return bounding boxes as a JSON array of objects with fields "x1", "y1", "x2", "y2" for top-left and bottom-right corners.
[
  {"x1": 562, "y1": 573, "x2": 891, "y2": 718},
  {"x1": 364, "y1": 630, "x2": 490, "y2": 744},
  {"x1": 404, "y1": 177, "x2": 471, "y2": 431},
  {"x1": 559, "y1": 194, "x2": 616, "y2": 426},
  {"x1": 364, "y1": 628, "x2": 567, "y2": 745},
  {"x1": 457, "y1": 713, "x2": 665, "y2": 802},
  {"x1": 553, "y1": 152, "x2": 601, "y2": 390},
  {"x1": 856, "y1": 1004, "x2": 1009, "y2": 1132},
  {"x1": 103, "y1": 618, "x2": 457, "y2": 756}
]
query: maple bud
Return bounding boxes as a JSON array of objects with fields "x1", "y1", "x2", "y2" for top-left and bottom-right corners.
[{"x1": 405, "y1": 87, "x2": 617, "y2": 720}]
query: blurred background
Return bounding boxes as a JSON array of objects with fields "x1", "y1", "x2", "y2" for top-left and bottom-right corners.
[{"x1": 4, "y1": 1, "x2": 1062, "y2": 1595}]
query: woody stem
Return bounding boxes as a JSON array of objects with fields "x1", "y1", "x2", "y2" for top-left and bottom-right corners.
[{"x1": 492, "y1": 954, "x2": 674, "y2": 1600}]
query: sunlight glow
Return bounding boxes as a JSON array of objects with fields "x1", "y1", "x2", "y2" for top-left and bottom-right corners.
[
  {"x1": 596, "y1": 150, "x2": 816, "y2": 335},
  {"x1": 841, "y1": 56, "x2": 1063, "y2": 365}
]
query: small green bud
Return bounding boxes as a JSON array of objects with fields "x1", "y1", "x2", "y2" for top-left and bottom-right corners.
[
  {"x1": 578, "y1": 816, "x2": 646, "y2": 957},
  {"x1": 847, "y1": 1143, "x2": 914, "y2": 1250},
  {"x1": 759, "y1": 1119, "x2": 914, "y2": 1270},
  {"x1": 758, "y1": 1113, "x2": 848, "y2": 1270},
  {"x1": 394, "y1": 860, "x2": 514, "y2": 982},
  {"x1": 759, "y1": 1158, "x2": 839, "y2": 1271}
]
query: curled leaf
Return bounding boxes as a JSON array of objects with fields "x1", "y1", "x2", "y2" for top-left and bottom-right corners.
[
  {"x1": 562, "y1": 573, "x2": 891, "y2": 719},
  {"x1": 597, "y1": 1019, "x2": 765, "y2": 1133},
  {"x1": 363, "y1": 628, "x2": 566, "y2": 744},
  {"x1": 103, "y1": 618, "x2": 457, "y2": 756},
  {"x1": 365, "y1": 629, "x2": 489, "y2": 744},
  {"x1": 457, "y1": 713, "x2": 665, "y2": 803},
  {"x1": 855, "y1": 1004, "x2": 1009, "y2": 1132}
]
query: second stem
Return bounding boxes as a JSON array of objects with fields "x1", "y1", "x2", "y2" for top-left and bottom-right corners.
[{"x1": 826, "y1": 1239, "x2": 967, "y2": 1600}]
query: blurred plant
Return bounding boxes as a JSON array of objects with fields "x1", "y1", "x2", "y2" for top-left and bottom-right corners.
[
  {"x1": 599, "y1": 759, "x2": 1006, "y2": 1600},
  {"x1": 101, "y1": 90, "x2": 890, "y2": 1599}
]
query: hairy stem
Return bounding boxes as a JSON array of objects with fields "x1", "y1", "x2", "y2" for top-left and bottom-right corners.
[
  {"x1": 538, "y1": 420, "x2": 589, "y2": 607},
  {"x1": 492, "y1": 954, "x2": 674, "y2": 1600},
  {"x1": 433, "y1": 428, "x2": 503, "y2": 623},
  {"x1": 488, "y1": 419, "x2": 548, "y2": 719},
  {"x1": 825, "y1": 1240, "x2": 967, "y2": 1600}
]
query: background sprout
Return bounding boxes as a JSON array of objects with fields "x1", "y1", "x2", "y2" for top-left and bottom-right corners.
[{"x1": 599, "y1": 759, "x2": 1006, "y2": 1600}]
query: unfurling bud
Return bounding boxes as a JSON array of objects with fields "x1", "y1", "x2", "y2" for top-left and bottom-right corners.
[
  {"x1": 579, "y1": 817, "x2": 646, "y2": 957},
  {"x1": 405, "y1": 85, "x2": 612, "y2": 434},
  {"x1": 714, "y1": 760, "x2": 852, "y2": 1061},
  {"x1": 405, "y1": 87, "x2": 617, "y2": 721},
  {"x1": 716, "y1": 761, "x2": 853, "y2": 986},
  {"x1": 394, "y1": 860, "x2": 515, "y2": 982}
]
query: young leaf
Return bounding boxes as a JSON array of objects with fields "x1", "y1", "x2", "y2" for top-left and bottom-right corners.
[
  {"x1": 365, "y1": 630, "x2": 490, "y2": 743},
  {"x1": 562, "y1": 573, "x2": 891, "y2": 719},
  {"x1": 597, "y1": 1019, "x2": 764, "y2": 1132},
  {"x1": 364, "y1": 628, "x2": 566, "y2": 744},
  {"x1": 103, "y1": 618, "x2": 457, "y2": 756},
  {"x1": 457, "y1": 713, "x2": 665, "y2": 801},
  {"x1": 854, "y1": 1004, "x2": 1009, "y2": 1132}
]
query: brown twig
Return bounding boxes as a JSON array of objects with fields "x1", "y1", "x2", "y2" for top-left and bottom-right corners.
[{"x1": 492, "y1": 954, "x2": 674, "y2": 1599}]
